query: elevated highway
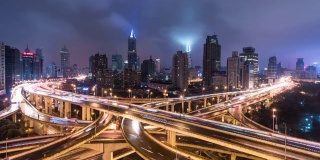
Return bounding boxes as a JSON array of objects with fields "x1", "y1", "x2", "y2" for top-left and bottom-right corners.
[{"x1": 20, "y1": 81, "x2": 320, "y2": 160}]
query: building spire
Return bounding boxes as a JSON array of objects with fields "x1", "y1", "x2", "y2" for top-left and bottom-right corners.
[{"x1": 130, "y1": 29, "x2": 135, "y2": 38}]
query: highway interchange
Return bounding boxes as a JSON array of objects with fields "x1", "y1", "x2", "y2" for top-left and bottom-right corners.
[{"x1": 1, "y1": 79, "x2": 320, "y2": 159}]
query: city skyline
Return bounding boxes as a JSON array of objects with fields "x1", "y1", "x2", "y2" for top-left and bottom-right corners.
[{"x1": 1, "y1": 0, "x2": 320, "y2": 69}]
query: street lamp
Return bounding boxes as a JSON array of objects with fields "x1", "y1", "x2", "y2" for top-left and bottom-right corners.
[
  {"x1": 109, "y1": 88, "x2": 113, "y2": 97},
  {"x1": 202, "y1": 87, "x2": 205, "y2": 95},
  {"x1": 104, "y1": 90, "x2": 107, "y2": 97},
  {"x1": 272, "y1": 108, "x2": 276, "y2": 132},
  {"x1": 273, "y1": 115, "x2": 278, "y2": 132},
  {"x1": 150, "y1": 92, "x2": 153, "y2": 101},
  {"x1": 128, "y1": 89, "x2": 132, "y2": 103},
  {"x1": 283, "y1": 122, "x2": 287, "y2": 159}
]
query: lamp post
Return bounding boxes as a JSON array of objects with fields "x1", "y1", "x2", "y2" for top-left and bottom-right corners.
[
  {"x1": 104, "y1": 90, "x2": 107, "y2": 97},
  {"x1": 273, "y1": 115, "x2": 278, "y2": 132},
  {"x1": 272, "y1": 108, "x2": 276, "y2": 132},
  {"x1": 128, "y1": 89, "x2": 132, "y2": 103},
  {"x1": 180, "y1": 95, "x2": 184, "y2": 114},
  {"x1": 283, "y1": 122, "x2": 287, "y2": 159},
  {"x1": 92, "y1": 112, "x2": 97, "y2": 136},
  {"x1": 202, "y1": 87, "x2": 205, "y2": 95},
  {"x1": 109, "y1": 88, "x2": 113, "y2": 97},
  {"x1": 150, "y1": 92, "x2": 153, "y2": 101}
]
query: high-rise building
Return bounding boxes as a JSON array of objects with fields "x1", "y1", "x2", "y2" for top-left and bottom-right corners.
[
  {"x1": 48, "y1": 62, "x2": 57, "y2": 78},
  {"x1": 227, "y1": 51, "x2": 242, "y2": 90},
  {"x1": 0, "y1": 42, "x2": 5, "y2": 95},
  {"x1": 91, "y1": 53, "x2": 108, "y2": 86},
  {"x1": 172, "y1": 51, "x2": 189, "y2": 90},
  {"x1": 239, "y1": 47, "x2": 259, "y2": 87},
  {"x1": 296, "y1": 58, "x2": 304, "y2": 71},
  {"x1": 123, "y1": 68, "x2": 141, "y2": 88},
  {"x1": 136, "y1": 56, "x2": 140, "y2": 71},
  {"x1": 306, "y1": 66, "x2": 317, "y2": 79},
  {"x1": 243, "y1": 61, "x2": 255, "y2": 89},
  {"x1": 112, "y1": 54, "x2": 123, "y2": 72},
  {"x1": 123, "y1": 60, "x2": 128, "y2": 69},
  {"x1": 186, "y1": 45, "x2": 192, "y2": 69},
  {"x1": 60, "y1": 46, "x2": 70, "y2": 78},
  {"x1": 155, "y1": 58, "x2": 160, "y2": 73},
  {"x1": 128, "y1": 30, "x2": 138, "y2": 70},
  {"x1": 21, "y1": 45, "x2": 42, "y2": 80},
  {"x1": 72, "y1": 64, "x2": 78, "y2": 77},
  {"x1": 4, "y1": 45, "x2": 21, "y2": 94},
  {"x1": 203, "y1": 34, "x2": 221, "y2": 86},
  {"x1": 35, "y1": 48, "x2": 44, "y2": 78},
  {"x1": 267, "y1": 56, "x2": 277, "y2": 83},
  {"x1": 141, "y1": 56, "x2": 156, "y2": 82}
]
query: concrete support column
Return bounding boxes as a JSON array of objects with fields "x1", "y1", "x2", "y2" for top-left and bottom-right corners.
[
  {"x1": 204, "y1": 98, "x2": 207, "y2": 108},
  {"x1": 29, "y1": 120, "x2": 34, "y2": 128},
  {"x1": 187, "y1": 101, "x2": 191, "y2": 112},
  {"x1": 221, "y1": 115, "x2": 225, "y2": 123},
  {"x1": 64, "y1": 101, "x2": 71, "y2": 118},
  {"x1": 171, "y1": 104, "x2": 175, "y2": 112},
  {"x1": 181, "y1": 101, "x2": 184, "y2": 113},
  {"x1": 217, "y1": 96, "x2": 220, "y2": 103},
  {"x1": 233, "y1": 119, "x2": 237, "y2": 125},
  {"x1": 44, "y1": 97, "x2": 53, "y2": 114},
  {"x1": 226, "y1": 95, "x2": 229, "y2": 101},
  {"x1": 12, "y1": 114, "x2": 17, "y2": 123},
  {"x1": 59, "y1": 101, "x2": 64, "y2": 117},
  {"x1": 29, "y1": 94, "x2": 34, "y2": 102},
  {"x1": 231, "y1": 153, "x2": 236, "y2": 160},
  {"x1": 82, "y1": 106, "x2": 92, "y2": 120},
  {"x1": 167, "y1": 130, "x2": 176, "y2": 146}
]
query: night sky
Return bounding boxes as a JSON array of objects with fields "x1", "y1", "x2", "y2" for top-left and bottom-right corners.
[{"x1": 1, "y1": 0, "x2": 320, "y2": 70}]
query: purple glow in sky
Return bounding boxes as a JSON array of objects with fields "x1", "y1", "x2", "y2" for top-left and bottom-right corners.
[{"x1": 0, "y1": 0, "x2": 320, "y2": 69}]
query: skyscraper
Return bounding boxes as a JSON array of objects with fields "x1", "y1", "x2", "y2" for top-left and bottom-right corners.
[
  {"x1": 296, "y1": 58, "x2": 304, "y2": 71},
  {"x1": 243, "y1": 61, "x2": 255, "y2": 89},
  {"x1": 60, "y1": 46, "x2": 70, "y2": 78},
  {"x1": 240, "y1": 47, "x2": 259, "y2": 87},
  {"x1": 112, "y1": 54, "x2": 123, "y2": 72},
  {"x1": 267, "y1": 56, "x2": 277, "y2": 83},
  {"x1": 128, "y1": 30, "x2": 138, "y2": 70},
  {"x1": 48, "y1": 62, "x2": 57, "y2": 78},
  {"x1": 0, "y1": 42, "x2": 5, "y2": 95},
  {"x1": 155, "y1": 58, "x2": 160, "y2": 73},
  {"x1": 4, "y1": 45, "x2": 21, "y2": 94},
  {"x1": 141, "y1": 56, "x2": 156, "y2": 82},
  {"x1": 91, "y1": 53, "x2": 109, "y2": 86},
  {"x1": 227, "y1": 51, "x2": 242, "y2": 90},
  {"x1": 203, "y1": 34, "x2": 221, "y2": 86},
  {"x1": 172, "y1": 51, "x2": 189, "y2": 91},
  {"x1": 136, "y1": 56, "x2": 140, "y2": 71},
  {"x1": 22, "y1": 45, "x2": 42, "y2": 80},
  {"x1": 35, "y1": 48, "x2": 44, "y2": 78}
]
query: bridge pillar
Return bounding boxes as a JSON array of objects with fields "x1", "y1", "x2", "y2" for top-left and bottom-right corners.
[
  {"x1": 44, "y1": 97, "x2": 53, "y2": 114},
  {"x1": 221, "y1": 115, "x2": 225, "y2": 123},
  {"x1": 217, "y1": 96, "x2": 220, "y2": 103},
  {"x1": 171, "y1": 104, "x2": 175, "y2": 112},
  {"x1": 82, "y1": 106, "x2": 92, "y2": 120},
  {"x1": 29, "y1": 120, "x2": 34, "y2": 128},
  {"x1": 181, "y1": 101, "x2": 184, "y2": 113},
  {"x1": 12, "y1": 114, "x2": 17, "y2": 123},
  {"x1": 225, "y1": 95, "x2": 229, "y2": 101},
  {"x1": 59, "y1": 101, "x2": 64, "y2": 117},
  {"x1": 167, "y1": 130, "x2": 176, "y2": 146},
  {"x1": 165, "y1": 103, "x2": 169, "y2": 111},
  {"x1": 233, "y1": 119, "x2": 237, "y2": 125},
  {"x1": 231, "y1": 153, "x2": 236, "y2": 160},
  {"x1": 29, "y1": 93, "x2": 34, "y2": 102},
  {"x1": 187, "y1": 101, "x2": 191, "y2": 112},
  {"x1": 204, "y1": 98, "x2": 207, "y2": 108},
  {"x1": 64, "y1": 101, "x2": 71, "y2": 118}
]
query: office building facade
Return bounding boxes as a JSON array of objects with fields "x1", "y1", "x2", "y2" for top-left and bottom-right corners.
[
  {"x1": 227, "y1": 51, "x2": 242, "y2": 90},
  {"x1": 203, "y1": 34, "x2": 221, "y2": 87},
  {"x1": 128, "y1": 30, "x2": 138, "y2": 70},
  {"x1": 239, "y1": 47, "x2": 259, "y2": 87},
  {"x1": 267, "y1": 56, "x2": 277, "y2": 83},
  {"x1": 60, "y1": 46, "x2": 70, "y2": 78},
  {"x1": 141, "y1": 56, "x2": 156, "y2": 82},
  {"x1": 112, "y1": 54, "x2": 123, "y2": 72},
  {"x1": 172, "y1": 51, "x2": 189, "y2": 90}
]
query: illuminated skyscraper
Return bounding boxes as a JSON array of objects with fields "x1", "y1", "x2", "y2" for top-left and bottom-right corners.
[
  {"x1": 227, "y1": 51, "x2": 243, "y2": 90},
  {"x1": 128, "y1": 29, "x2": 138, "y2": 70},
  {"x1": 240, "y1": 47, "x2": 259, "y2": 87},
  {"x1": 0, "y1": 42, "x2": 5, "y2": 95},
  {"x1": 203, "y1": 34, "x2": 221, "y2": 86},
  {"x1": 172, "y1": 51, "x2": 189, "y2": 90},
  {"x1": 60, "y1": 46, "x2": 70, "y2": 78},
  {"x1": 186, "y1": 45, "x2": 192, "y2": 69},
  {"x1": 48, "y1": 62, "x2": 57, "y2": 78},
  {"x1": 267, "y1": 56, "x2": 277, "y2": 83},
  {"x1": 155, "y1": 58, "x2": 160, "y2": 73}
]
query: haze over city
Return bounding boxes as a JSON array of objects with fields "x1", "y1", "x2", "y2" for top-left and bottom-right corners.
[{"x1": 1, "y1": 0, "x2": 320, "y2": 69}]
